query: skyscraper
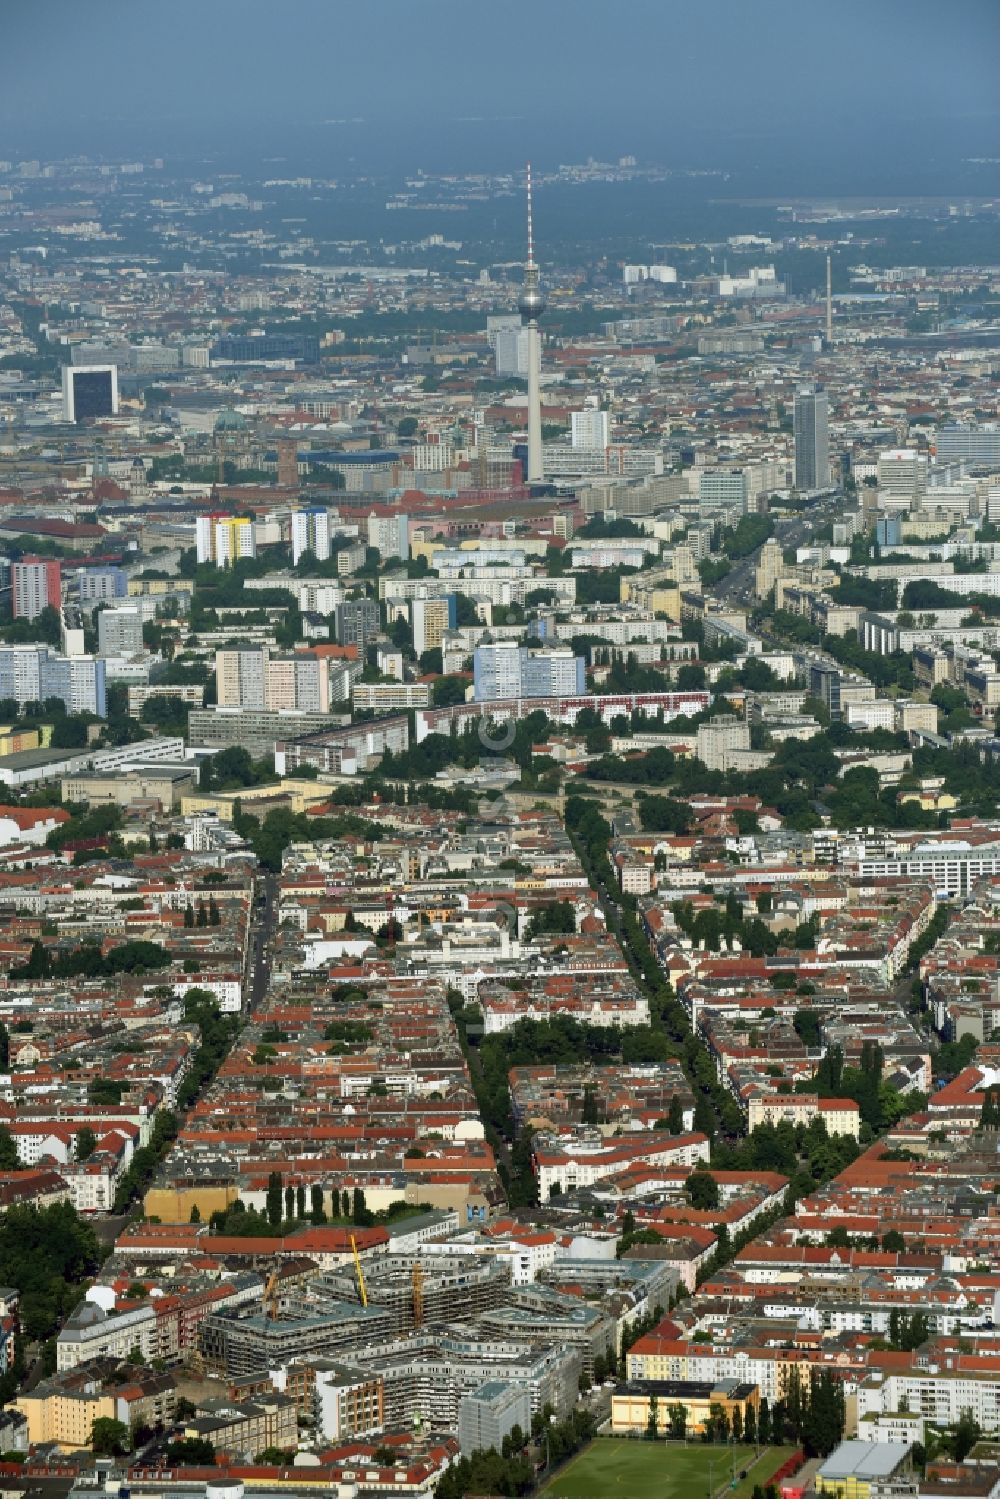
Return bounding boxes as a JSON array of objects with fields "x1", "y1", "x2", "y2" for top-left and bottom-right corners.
[
  {"x1": 411, "y1": 596, "x2": 457, "y2": 657},
  {"x1": 793, "y1": 386, "x2": 830, "y2": 492},
  {"x1": 519, "y1": 164, "x2": 545, "y2": 485},
  {"x1": 62, "y1": 364, "x2": 119, "y2": 423},
  {"x1": 291, "y1": 508, "x2": 332, "y2": 565},
  {"x1": 195, "y1": 515, "x2": 257, "y2": 567},
  {"x1": 12, "y1": 558, "x2": 61, "y2": 620}
]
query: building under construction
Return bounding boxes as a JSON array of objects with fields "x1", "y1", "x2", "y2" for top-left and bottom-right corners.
[
  {"x1": 309, "y1": 1253, "x2": 510, "y2": 1335},
  {"x1": 200, "y1": 1301, "x2": 393, "y2": 1378},
  {"x1": 335, "y1": 1328, "x2": 582, "y2": 1430}
]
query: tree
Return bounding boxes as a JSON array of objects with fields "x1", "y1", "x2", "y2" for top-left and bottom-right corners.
[
  {"x1": 208, "y1": 896, "x2": 221, "y2": 927},
  {"x1": 952, "y1": 1410, "x2": 982, "y2": 1463},
  {"x1": 645, "y1": 1393, "x2": 659, "y2": 1440},
  {"x1": 686, "y1": 1170, "x2": 720, "y2": 1211},
  {"x1": 296, "y1": 1184, "x2": 306, "y2": 1218},
  {"x1": 75, "y1": 1127, "x2": 98, "y2": 1162},
  {"x1": 284, "y1": 1184, "x2": 294, "y2": 1221},
  {"x1": 693, "y1": 1096, "x2": 717, "y2": 1140},
  {"x1": 184, "y1": 904, "x2": 194, "y2": 929},
  {"x1": 979, "y1": 1087, "x2": 1000, "y2": 1131},
  {"x1": 0, "y1": 1125, "x2": 21, "y2": 1171},
  {"x1": 668, "y1": 1402, "x2": 687, "y2": 1440},
  {"x1": 310, "y1": 1184, "x2": 326, "y2": 1223},
  {"x1": 164, "y1": 1436, "x2": 216, "y2": 1466},
  {"x1": 266, "y1": 1171, "x2": 283, "y2": 1227},
  {"x1": 667, "y1": 1094, "x2": 685, "y2": 1135},
  {"x1": 91, "y1": 1417, "x2": 130, "y2": 1455}
]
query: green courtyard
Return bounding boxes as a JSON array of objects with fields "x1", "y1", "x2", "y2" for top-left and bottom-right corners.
[{"x1": 540, "y1": 1440, "x2": 797, "y2": 1499}]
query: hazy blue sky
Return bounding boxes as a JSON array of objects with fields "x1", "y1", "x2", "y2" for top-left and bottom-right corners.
[{"x1": 3, "y1": 0, "x2": 999, "y2": 178}]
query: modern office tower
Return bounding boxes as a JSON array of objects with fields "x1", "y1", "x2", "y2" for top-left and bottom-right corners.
[
  {"x1": 195, "y1": 515, "x2": 257, "y2": 567},
  {"x1": 809, "y1": 663, "x2": 842, "y2": 720},
  {"x1": 335, "y1": 599, "x2": 380, "y2": 649},
  {"x1": 793, "y1": 386, "x2": 830, "y2": 491},
  {"x1": 877, "y1": 448, "x2": 928, "y2": 504},
  {"x1": 519, "y1": 163, "x2": 545, "y2": 484},
  {"x1": 0, "y1": 645, "x2": 105, "y2": 716},
  {"x1": 935, "y1": 423, "x2": 1000, "y2": 467},
  {"x1": 487, "y1": 314, "x2": 526, "y2": 377},
  {"x1": 571, "y1": 408, "x2": 610, "y2": 451},
  {"x1": 291, "y1": 508, "x2": 332, "y2": 565},
  {"x1": 473, "y1": 640, "x2": 585, "y2": 702},
  {"x1": 411, "y1": 596, "x2": 457, "y2": 657},
  {"x1": 494, "y1": 325, "x2": 530, "y2": 377},
  {"x1": 12, "y1": 558, "x2": 61, "y2": 620},
  {"x1": 97, "y1": 605, "x2": 145, "y2": 658},
  {"x1": 698, "y1": 467, "x2": 750, "y2": 515},
  {"x1": 62, "y1": 364, "x2": 119, "y2": 423}
]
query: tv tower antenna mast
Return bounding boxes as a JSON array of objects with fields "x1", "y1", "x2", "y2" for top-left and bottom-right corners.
[
  {"x1": 519, "y1": 162, "x2": 546, "y2": 486},
  {"x1": 826, "y1": 254, "x2": 833, "y2": 344}
]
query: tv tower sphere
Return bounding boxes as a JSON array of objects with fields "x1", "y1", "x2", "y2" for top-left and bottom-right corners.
[{"x1": 519, "y1": 279, "x2": 546, "y2": 323}]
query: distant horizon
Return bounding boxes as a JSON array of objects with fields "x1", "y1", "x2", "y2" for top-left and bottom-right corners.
[{"x1": 2, "y1": 0, "x2": 999, "y2": 191}]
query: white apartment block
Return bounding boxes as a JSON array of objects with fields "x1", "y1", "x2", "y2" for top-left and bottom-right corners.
[
  {"x1": 291, "y1": 508, "x2": 332, "y2": 565},
  {"x1": 571, "y1": 408, "x2": 610, "y2": 451}
]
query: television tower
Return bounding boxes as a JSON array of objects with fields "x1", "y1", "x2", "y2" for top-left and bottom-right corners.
[
  {"x1": 825, "y1": 254, "x2": 833, "y2": 344},
  {"x1": 519, "y1": 162, "x2": 545, "y2": 485}
]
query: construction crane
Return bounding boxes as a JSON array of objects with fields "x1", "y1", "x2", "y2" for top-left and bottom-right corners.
[
  {"x1": 262, "y1": 1270, "x2": 280, "y2": 1320},
  {"x1": 350, "y1": 1234, "x2": 368, "y2": 1308},
  {"x1": 412, "y1": 1260, "x2": 424, "y2": 1330}
]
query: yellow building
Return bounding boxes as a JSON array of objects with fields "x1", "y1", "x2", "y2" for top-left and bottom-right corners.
[
  {"x1": 128, "y1": 578, "x2": 195, "y2": 599},
  {"x1": 815, "y1": 1440, "x2": 911, "y2": 1499},
  {"x1": 618, "y1": 577, "x2": 682, "y2": 622},
  {"x1": 16, "y1": 1385, "x2": 117, "y2": 1449},
  {"x1": 15, "y1": 1370, "x2": 176, "y2": 1450},
  {"x1": 180, "y1": 779, "x2": 334, "y2": 822},
  {"x1": 747, "y1": 1093, "x2": 861, "y2": 1139},
  {"x1": 144, "y1": 1181, "x2": 241, "y2": 1224},
  {"x1": 611, "y1": 1379, "x2": 759, "y2": 1438},
  {"x1": 0, "y1": 724, "x2": 46, "y2": 755},
  {"x1": 898, "y1": 777, "x2": 957, "y2": 813}
]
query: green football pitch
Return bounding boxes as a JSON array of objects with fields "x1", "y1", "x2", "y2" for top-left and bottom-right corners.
[{"x1": 540, "y1": 1440, "x2": 796, "y2": 1499}]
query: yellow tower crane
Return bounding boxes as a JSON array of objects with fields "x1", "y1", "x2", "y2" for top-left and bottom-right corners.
[{"x1": 350, "y1": 1234, "x2": 368, "y2": 1308}]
